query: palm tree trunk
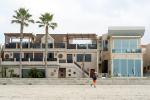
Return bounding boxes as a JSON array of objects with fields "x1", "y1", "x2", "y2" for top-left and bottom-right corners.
[
  {"x1": 45, "y1": 25, "x2": 48, "y2": 78},
  {"x1": 20, "y1": 23, "x2": 23, "y2": 78}
]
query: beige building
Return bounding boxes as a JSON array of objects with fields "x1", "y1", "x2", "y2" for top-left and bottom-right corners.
[
  {"x1": 0, "y1": 26, "x2": 145, "y2": 78},
  {"x1": 1, "y1": 33, "x2": 98, "y2": 78},
  {"x1": 142, "y1": 44, "x2": 150, "y2": 74},
  {"x1": 99, "y1": 27, "x2": 145, "y2": 77}
]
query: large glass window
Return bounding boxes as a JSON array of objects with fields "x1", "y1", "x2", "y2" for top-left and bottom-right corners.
[
  {"x1": 128, "y1": 60, "x2": 134, "y2": 76},
  {"x1": 130, "y1": 39, "x2": 137, "y2": 49},
  {"x1": 121, "y1": 59, "x2": 127, "y2": 76},
  {"x1": 113, "y1": 59, "x2": 120, "y2": 76},
  {"x1": 112, "y1": 39, "x2": 140, "y2": 53},
  {"x1": 135, "y1": 60, "x2": 141, "y2": 77},
  {"x1": 113, "y1": 59, "x2": 141, "y2": 77}
]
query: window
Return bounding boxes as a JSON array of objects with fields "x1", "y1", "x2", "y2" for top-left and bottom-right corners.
[
  {"x1": 85, "y1": 54, "x2": 91, "y2": 62},
  {"x1": 77, "y1": 54, "x2": 91, "y2": 62},
  {"x1": 121, "y1": 59, "x2": 127, "y2": 76},
  {"x1": 113, "y1": 59, "x2": 141, "y2": 77},
  {"x1": 77, "y1": 54, "x2": 83, "y2": 62},
  {"x1": 113, "y1": 59, "x2": 120, "y2": 76},
  {"x1": 135, "y1": 60, "x2": 141, "y2": 77},
  {"x1": 112, "y1": 39, "x2": 140, "y2": 53}
]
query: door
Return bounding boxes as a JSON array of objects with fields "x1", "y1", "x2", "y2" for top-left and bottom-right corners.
[
  {"x1": 67, "y1": 54, "x2": 73, "y2": 63},
  {"x1": 58, "y1": 68, "x2": 66, "y2": 78},
  {"x1": 90, "y1": 69, "x2": 95, "y2": 78}
]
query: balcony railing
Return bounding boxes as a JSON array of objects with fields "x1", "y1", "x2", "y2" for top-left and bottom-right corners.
[
  {"x1": 47, "y1": 58, "x2": 57, "y2": 61},
  {"x1": 54, "y1": 43, "x2": 65, "y2": 48},
  {"x1": 88, "y1": 44, "x2": 97, "y2": 49},
  {"x1": 42, "y1": 43, "x2": 53, "y2": 48},
  {"x1": 22, "y1": 43, "x2": 29, "y2": 48},
  {"x1": 77, "y1": 44, "x2": 87, "y2": 49},
  {"x1": 67, "y1": 44, "x2": 76, "y2": 49},
  {"x1": 112, "y1": 48, "x2": 142, "y2": 53},
  {"x1": 31, "y1": 43, "x2": 41, "y2": 48},
  {"x1": 5, "y1": 43, "x2": 16, "y2": 49}
]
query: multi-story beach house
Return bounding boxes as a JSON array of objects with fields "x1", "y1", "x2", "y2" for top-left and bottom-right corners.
[
  {"x1": 1, "y1": 33, "x2": 98, "y2": 78},
  {"x1": 0, "y1": 26, "x2": 145, "y2": 78},
  {"x1": 100, "y1": 27, "x2": 145, "y2": 77}
]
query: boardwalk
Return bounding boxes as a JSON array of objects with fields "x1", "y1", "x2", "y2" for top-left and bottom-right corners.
[{"x1": 0, "y1": 85, "x2": 150, "y2": 100}]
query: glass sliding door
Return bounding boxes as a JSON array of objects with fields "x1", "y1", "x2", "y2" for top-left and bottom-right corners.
[
  {"x1": 113, "y1": 59, "x2": 120, "y2": 76},
  {"x1": 135, "y1": 60, "x2": 141, "y2": 77},
  {"x1": 128, "y1": 60, "x2": 134, "y2": 76},
  {"x1": 121, "y1": 59, "x2": 127, "y2": 77}
]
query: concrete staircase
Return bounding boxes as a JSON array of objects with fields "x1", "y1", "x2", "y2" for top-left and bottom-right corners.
[{"x1": 74, "y1": 62, "x2": 89, "y2": 77}]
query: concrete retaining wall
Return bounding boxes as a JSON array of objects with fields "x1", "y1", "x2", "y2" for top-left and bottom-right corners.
[{"x1": 0, "y1": 78, "x2": 150, "y2": 85}]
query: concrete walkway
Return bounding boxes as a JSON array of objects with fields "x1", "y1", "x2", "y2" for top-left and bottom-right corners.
[{"x1": 0, "y1": 85, "x2": 150, "y2": 100}]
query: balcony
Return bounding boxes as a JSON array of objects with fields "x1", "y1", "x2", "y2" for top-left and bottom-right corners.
[
  {"x1": 42, "y1": 43, "x2": 53, "y2": 48},
  {"x1": 77, "y1": 44, "x2": 87, "y2": 49},
  {"x1": 22, "y1": 43, "x2": 29, "y2": 48},
  {"x1": 31, "y1": 43, "x2": 41, "y2": 48},
  {"x1": 5, "y1": 43, "x2": 16, "y2": 49},
  {"x1": 112, "y1": 48, "x2": 142, "y2": 53},
  {"x1": 54, "y1": 43, "x2": 65, "y2": 48},
  {"x1": 67, "y1": 44, "x2": 76, "y2": 49},
  {"x1": 47, "y1": 58, "x2": 57, "y2": 61},
  {"x1": 88, "y1": 44, "x2": 97, "y2": 49}
]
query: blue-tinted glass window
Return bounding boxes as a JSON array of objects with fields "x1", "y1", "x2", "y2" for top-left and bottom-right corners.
[
  {"x1": 85, "y1": 54, "x2": 91, "y2": 62},
  {"x1": 135, "y1": 60, "x2": 141, "y2": 77},
  {"x1": 121, "y1": 59, "x2": 127, "y2": 76},
  {"x1": 77, "y1": 54, "x2": 83, "y2": 62},
  {"x1": 128, "y1": 60, "x2": 134, "y2": 76},
  {"x1": 114, "y1": 39, "x2": 121, "y2": 49},
  {"x1": 130, "y1": 39, "x2": 137, "y2": 49},
  {"x1": 113, "y1": 59, "x2": 120, "y2": 76}
]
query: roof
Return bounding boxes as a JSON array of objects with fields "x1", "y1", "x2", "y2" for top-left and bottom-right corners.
[
  {"x1": 35, "y1": 33, "x2": 97, "y2": 43},
  {"x1": 108, "y1": 26, "x2": 145, "y2": 37},
  {"x1": 4, "y1": 33, "x2": 34, "y2": 37}
]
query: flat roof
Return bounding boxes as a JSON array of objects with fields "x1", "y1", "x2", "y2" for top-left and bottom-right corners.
[{"x1": 108, "y1": 26, "x2": 145, "y2": 37}]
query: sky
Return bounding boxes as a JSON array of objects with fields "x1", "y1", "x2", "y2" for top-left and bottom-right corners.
[{"x1": 0, "y1": 0, "x2": 150, "y2": 44}]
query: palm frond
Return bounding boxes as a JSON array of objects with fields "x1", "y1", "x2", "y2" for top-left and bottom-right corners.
[
  {"x1": 11, "y1": 8, "x2": 34, "y2": 27},
  {"x1": 11, "y1": 20, "x2": 21, "y2": 24},
  {"x1": 39, "y1": 25, "x2": 44, "y2": 27}
]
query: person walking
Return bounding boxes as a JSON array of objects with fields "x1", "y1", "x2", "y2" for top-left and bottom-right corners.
[{"x1": 91, "y1": 72, "x2": 97, "y2": 88}]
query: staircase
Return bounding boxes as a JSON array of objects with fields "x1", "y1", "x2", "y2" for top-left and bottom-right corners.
[{"x1": 74, "y1": 62, "x2": 89, "y2": 77}]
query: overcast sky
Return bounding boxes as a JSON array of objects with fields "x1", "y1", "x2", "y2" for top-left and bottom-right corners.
[{"x1": 0, "y1": 0, "x2": 150, "y2": 44}]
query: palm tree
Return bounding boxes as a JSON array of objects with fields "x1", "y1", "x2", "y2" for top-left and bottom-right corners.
[
  {"x1": 36, "y1": 13, "x2": 57, "y2": 78},
  {"x1": 11, "y1": 8, "x2": 34, "y2": 78},
  {"x1": 9, "y1": 69, "x2": 14, "y2": 78},
  {"x1": 28, "y1": 68, "x2": 44, "y2": 78}
]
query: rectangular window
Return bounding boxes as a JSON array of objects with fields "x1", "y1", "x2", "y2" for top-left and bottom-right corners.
[
  {"x1": 77, "y1": 54, "x2": 91, "y2": 62},
  {"x1": 113, "y1": 59, "x2": 141, "y2": 77},
  {"x1": 128, "y1": 60, "x2": 134, "y2": 76},
  {"x1": 77, "y1": 54, "x2": 83, "y2": 62},
  {"x1": 135, "y1": 60, "x2": 141, "y2": 77},
  {"x1": 120, "y1": 59, "x2": 127, "y2": 76},
  {"x1": 113, "y1": 59, "x2": 120, "y2": 76},
  {"x1": 85, "y1": 54, "x2": 91, "y2": 62},
  {"x1": 112, "y1": 39, "x2": 140, "y2": 53}
]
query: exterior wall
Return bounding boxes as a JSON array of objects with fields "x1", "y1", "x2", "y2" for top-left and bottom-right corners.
[
  {"x1": 143, "y1": 44, "x2": 150, "y2": 67},
  {"x1": 47, "y1": 67, "x2": 58, "y2": 78}
]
